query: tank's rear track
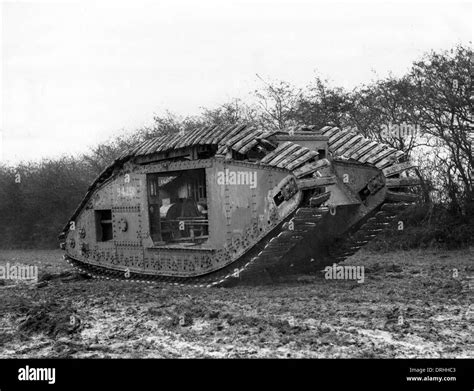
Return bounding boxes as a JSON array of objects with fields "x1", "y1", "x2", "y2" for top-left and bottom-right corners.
[{"x1": 64, "y1": 125, "x2": 421, "y2": 288}]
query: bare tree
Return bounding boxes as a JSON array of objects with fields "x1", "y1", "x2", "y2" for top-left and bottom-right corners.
[
  {"x1": 292, "y1": 77, "x2": 353, "y2": 130},
  {"x1": 409, "y1": 45, "x2": 473, "y2": 213},
  {"x1": 254, "y1": 75, "x2": 301, "y2": 130},
  {"x1": 200, "y1": 99, "x2": 258, "y2": 127}
]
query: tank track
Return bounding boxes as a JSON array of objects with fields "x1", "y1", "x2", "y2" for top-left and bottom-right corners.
[
  {"x1": 64, "y1": 201, "x2": 414, "y2": 288},
  {"x1": 219, "y1": 201, "x2": 414, "y2": 286},
  {"x1": 328, "y1": 203, "x2": 411, "y2": 261}
]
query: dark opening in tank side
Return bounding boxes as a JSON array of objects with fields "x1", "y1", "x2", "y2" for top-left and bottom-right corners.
[{"x1": 95, "y1": 210, "x2": 113, "y2": 242}]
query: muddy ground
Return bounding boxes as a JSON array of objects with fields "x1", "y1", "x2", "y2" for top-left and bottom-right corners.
[{"x1": 0, "y1": 248, "x2": 472, "y2": 358}]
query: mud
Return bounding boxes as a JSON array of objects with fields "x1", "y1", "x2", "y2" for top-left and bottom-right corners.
[{"x1": 0, "y1": 248, "x2": 472, "y2": 358}]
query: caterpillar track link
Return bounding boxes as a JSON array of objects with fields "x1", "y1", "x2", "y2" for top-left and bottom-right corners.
[{"x1": 60, "y1": 124, "x2": 422, "y2": 287}]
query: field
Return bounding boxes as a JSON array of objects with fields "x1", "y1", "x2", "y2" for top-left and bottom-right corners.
[{"x1": 0, "y1": 248, "x2": 472, "y2": 358}]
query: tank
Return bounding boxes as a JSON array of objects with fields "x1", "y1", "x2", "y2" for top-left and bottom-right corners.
[{"x1": 59, "y1": 125, "x2": 421, "y2": 287}]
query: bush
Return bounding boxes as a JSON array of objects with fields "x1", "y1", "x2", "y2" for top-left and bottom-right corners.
[
  {"x1": 0, "y1": 158, "x2": 97, "y2": 249},
  {"x1": 367, "y1": 203, "x2": 474, "y2": 252}
]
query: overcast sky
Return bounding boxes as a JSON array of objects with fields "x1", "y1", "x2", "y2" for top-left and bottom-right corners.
[{"x1": 1, "y1": 0, "x2": 472, "y2": 163}]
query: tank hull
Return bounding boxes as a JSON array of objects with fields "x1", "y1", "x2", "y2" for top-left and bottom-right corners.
[{"x1": 60, "y1": 125, "x2": 421, "y2": 286}]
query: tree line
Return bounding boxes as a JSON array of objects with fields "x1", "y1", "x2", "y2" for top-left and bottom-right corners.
[{"x1": 0, "y1": 44, "x2": 471, "y2": 249}]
